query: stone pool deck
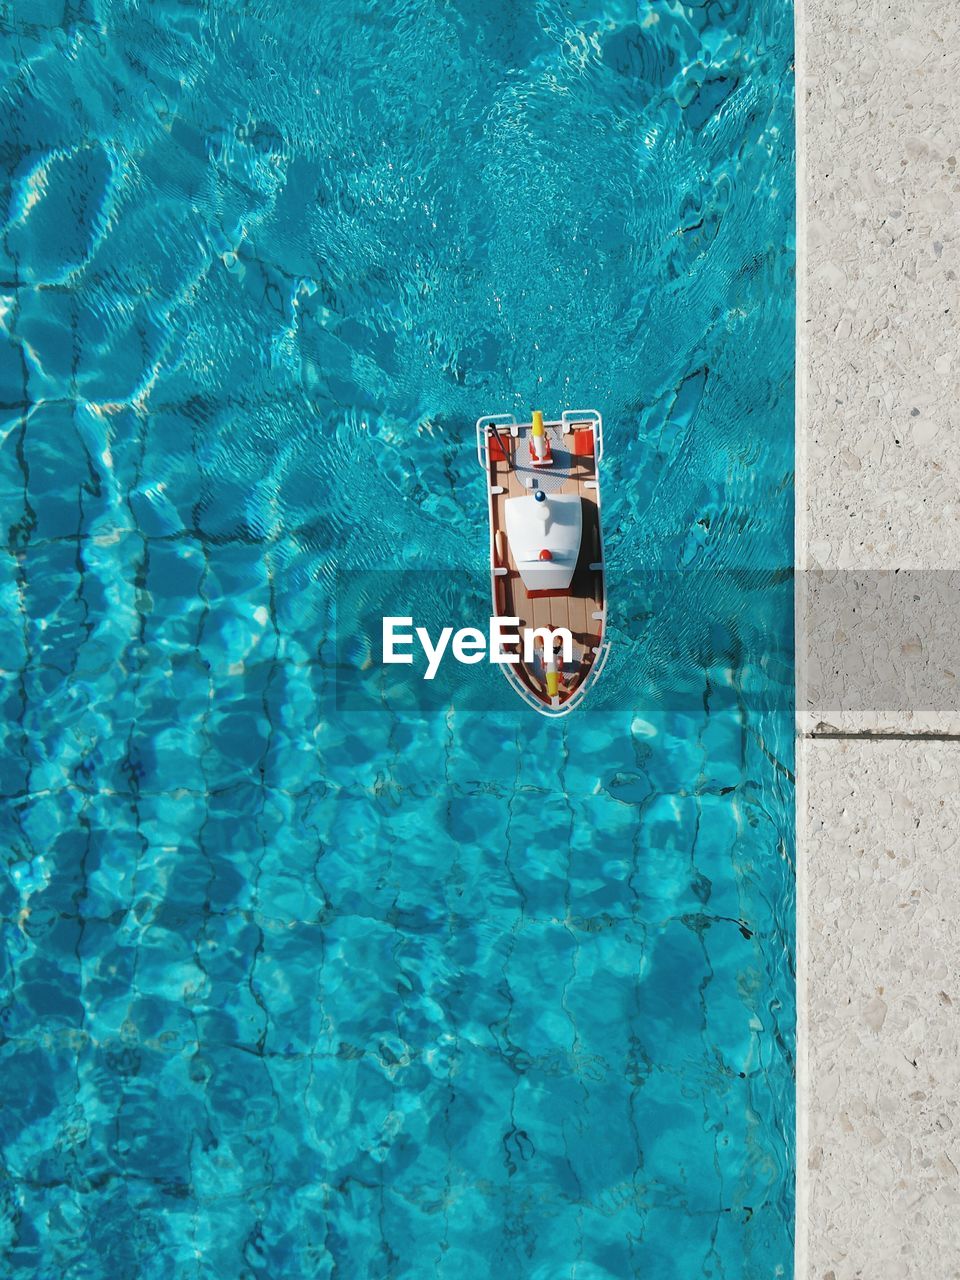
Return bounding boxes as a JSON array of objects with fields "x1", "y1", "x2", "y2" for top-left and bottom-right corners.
[{"x1": 797, "y1": 0, "x2": 960, "y2": 1275}]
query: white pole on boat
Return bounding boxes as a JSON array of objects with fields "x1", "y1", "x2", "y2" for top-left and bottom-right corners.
[{"x1": 531, "y1": 410, "x2": 548, "y2": 462}]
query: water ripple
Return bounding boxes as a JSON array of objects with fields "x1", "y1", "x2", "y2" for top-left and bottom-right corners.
[{"x1": 1, "y1": 0, "x2": 793, "y2": 1275}]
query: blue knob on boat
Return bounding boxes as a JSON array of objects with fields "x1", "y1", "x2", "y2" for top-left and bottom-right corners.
[{"x1": 534, "y1": 490, "x2": 546, "y2": 502}]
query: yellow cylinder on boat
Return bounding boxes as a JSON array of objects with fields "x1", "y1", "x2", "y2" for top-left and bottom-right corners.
[
  {"x1": 546, "y1": 669, "x2": 560, "y2": 698},
  {"x1": 532, "y1": 410, "x2": 545, "y2": 436}
]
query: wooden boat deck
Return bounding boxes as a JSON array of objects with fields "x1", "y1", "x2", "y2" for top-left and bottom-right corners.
[{"x1": 484, "y1": 422, "x2": 605, "y2": 707}]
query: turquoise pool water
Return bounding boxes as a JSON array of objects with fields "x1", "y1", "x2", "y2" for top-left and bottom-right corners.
[{"x1": 0, "y1": 1, "x2": 794, "y2": 1276}]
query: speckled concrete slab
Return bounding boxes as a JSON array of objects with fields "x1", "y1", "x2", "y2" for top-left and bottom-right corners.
[
  {"x1": 798, "y1": 739, "x2": 960, "y2": 1280},
  {"x1": 799, "y1": 0, "x2": 960, "y2": 734},
  {"x1": 798, "y1": 0, "x2": 960, "y2": 1274},
  {"x1": 801, "y1": 570, "x2": 960, "y2": 735}
]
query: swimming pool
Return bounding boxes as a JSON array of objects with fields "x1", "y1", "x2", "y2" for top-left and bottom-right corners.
[{"x1": 0, "y1": 0, "x2": 794, "y2": 1275}]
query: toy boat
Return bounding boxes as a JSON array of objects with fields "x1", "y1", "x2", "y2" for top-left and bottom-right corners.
[{"x1": 476, "y1": 408, "x2": 609, "y2": 716}]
